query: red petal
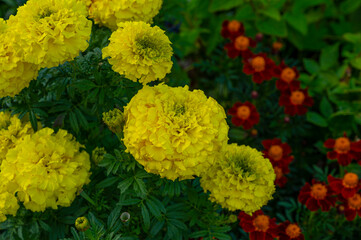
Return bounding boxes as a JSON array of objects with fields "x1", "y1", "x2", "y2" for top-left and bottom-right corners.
[
  {"x1": 231, "y1": 117, "x2": 243, "y2": 127},
  {"x1": 337, "y1": 153, "x2": 352, "y2": 166},
  {"x1": 341, "y1": 188, "x2": 357, "y2": 199},
  {"x1": 345, "y1": 209, "x2": 357, "y2": 221},
  {"x1": 327, "y1": 151, "x2": 338, "y2": 160},
  {"x1": 324, "y1": 139, "x2": 335, "y2": 148},
  {"x1": 252, "y1": 72, "x2": 264, "y2": 84}
]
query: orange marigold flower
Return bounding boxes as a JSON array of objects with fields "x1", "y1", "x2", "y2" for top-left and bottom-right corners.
[
  {"x1": 341, "y1": 193, "x2": 361, "y2": 221},
  {"x1": 224, "y1": 35, "x2": 256, "y2": 59},
  {"x1": 238, "y1": 210, "x2": 278, "y2": 240},
  {"x1": 243, "y1": 53, "x2": 276, "y2": 84},
  {"x1": 274, "y1": 62, "x2": 300, "y2": 91},
  {"x1": 274, "y1": 166, "x2": 289, "y2": 188},
  {"x1": 227, "y1": 101, "x2": 260, "y2": 130},
  {"x1": 328, "y1": 173, "x2": 360, "y2": 198},
  {"x1": 221, "y1": 20, "x2": 244, "y2": 40},
  {"x1": 298, "y1": 180, "x2": 336, "y2": 212},
  {"x1": 272, "y1": 41, "x2": 283, "y2": 51},
  {"x1": 324, "y1": 134, "x2": 361, "y2": 166},
  {"x1": 278, "y1": 221, "x2": 304, "y2": 240},
  {"x1": 278, "y1": 81, "x2": 313, "y2": 116},
  {"x1": 262, "y1": 138, "x2": 294, "y2": 168}
]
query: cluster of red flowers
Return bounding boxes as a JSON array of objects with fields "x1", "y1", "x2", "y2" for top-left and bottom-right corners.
[
  {"x1": 262, "y1": 139, "x2": 294, "y2": 187},
  {"x1": 222, "y1": 20, "x2": 314, "y2": 126},
  {"x1": 238, "y1": 210, "x2": 304, "y2": 240},
  {"x1": 297, "y1": 134, "x2": 361, "y2": 221}
]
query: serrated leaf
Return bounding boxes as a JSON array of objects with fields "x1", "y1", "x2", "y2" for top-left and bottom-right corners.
[
  {"x1": 150, "y1": 220, "x2": 165, "y2": 236},
  {"x1": 118, "y1": 178, "x2": 134, "y2": 194},
  {"x1": 69, "y1": 111, "x2": 79, "y2": 134},
  {"x1": 320, "y1": 97, "x2": 333, "y2": 118},
  {"x1": 256, "y1": 18, "x2": 287, "y2": 37},
  {"x1": 303, "y1": 59, "x2": 320, "y2": 74},
  {"x1": 141, "y1": 204, "x2": 150, "y2": 231},
  {"x1": 260, "y1": 7, "x2": 281, "y2": 21},
  {"x1": 307, "y1": 112, "x2": 328, "y2": 127},
  {"x1": 284, "y1": 11, "x2": 308, "y2": 35},
  {"x1": 209, "y1": 0, "x2": 244, "y2": 12},
  {"x1": 320, "y1": 44, "x2": 339, "y2": 70}
]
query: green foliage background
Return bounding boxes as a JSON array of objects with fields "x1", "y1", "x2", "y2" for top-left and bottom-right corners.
[{"x1": 1, "y1": 0, "x2": 361, "y2": 239}]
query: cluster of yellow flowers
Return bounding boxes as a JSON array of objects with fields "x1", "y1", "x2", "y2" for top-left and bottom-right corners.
[
  {"x1": 0, "y1": 114, "x2": 91, "y2": 222},
  {"x1": 200, "y1": 144, "x2": 276, "y2": 214},
  {"x1": 0, "y1": 0, "x2": 91, "y2": 98},
  {"x1": 103, "y1": 21, "x2": 173, "y2": 85},
  {"x1": 123, "y1": 84, "x2": 229, "y2": 180},
  {"x1": 83, "y1": 0, "x2": 163, "y2": 30}
]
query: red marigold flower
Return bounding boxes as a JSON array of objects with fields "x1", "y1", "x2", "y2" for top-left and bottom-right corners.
[
  {"x1": 227, "y1": 101, "x2": 260, "y2": 130},
  {"x1": 341, "y1": 193, "x2": 361, "y2": 221},
  {"x1": 238, "y1": 210, "x2": 278, "y2": 240},
  {"x1": 221, "y1": 20, "x2": 245, "y2": 40},
  {"x1": 274, "y1": 166, "x2": 289, "y2": 188},
  {"x1": 262, "y1": 138, "x2": 294, "y2": 168},
  {"x1": 243, "y1": 53, "x2": 276, "y2": 84},
  {"x1": 324, "y1": 135, "x2": 361, "y2": 166},
  {"x1": 274, "y1": 62, "x2": 300, "y2": 91},
  {"x1": 298, "y1": 180, "x2": 336, "y2": 212},
  {"x1": 224, "y1": 35, "x2": 256, "y2": 59},
  {"x1": 278, "y1": 81, "x2": 314, "y2": 116},
  {"x1": 277, "y1": 221, "x2": 304, "y2": 240},
  {"x1": 328, "y1": 173, "x2": 360, "y2": 198}
]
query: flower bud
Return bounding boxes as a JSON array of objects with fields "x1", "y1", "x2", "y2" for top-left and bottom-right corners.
[
  {"x1": 102, "y1": 108, "x2": 125, "y2": 134},
  {"x1": 75, "y1": 217, "x2": 90, "y2": 232}
]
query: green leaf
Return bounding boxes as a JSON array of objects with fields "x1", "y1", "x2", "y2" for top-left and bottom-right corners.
[
  {"x1": 229, "y1": 128, "x2": 247, "y2": 141},
  {"x1": 260, "y1": 7, "x2": 281, "y2": 21},
  {"x1": 69, "y1": 111, "x2": 79, "y2": 134},
  {"x1": 118, "y1": 178, "x2": 134, "y2": 194},
  {"x1": 150, "y1": 220, "x2": 165, "y2": 236},
  {"x1": 211, "y1": 232, "x2": 232, "y2": 240},
  {"x1": 307, "y1": 112, "x2": 328, "y2": 127},
  {"x1": 134, "y1": 177, "x2": 147, "y2": 197},
  {"x1": 351, "y1": 56, "x2": 361, "y2": 70},
  {"x1": 340, "y1": 0, "x2": 361, "y2": 14},
  {"x1": 329, "y1": 112, "x2": 355, "y2": 133},
  {"x1": 29, "y1": 110, "x2": 38, "y2": 131},
  {"x1": 343, "y1": 33, "x2": 361, "y2": 43},
  {"x1": 189, "y1": 230, "x2": 208, "y2": 238},
  {"x1": 320, "y1": 97, "x2": 333, "y2": 118},
  {"x1": 320, "y1": 44, "x2": 339, "y2": 70},
  {"x1": 256, "y1": 18, "x2": 287, "y2": 37},
  {"x1": 209, "y1": 0, "x2": 244, "y2": 12},
  {"x1": 146, "y1": 198, "x2": 162, "y2": 219},
  {"x1": 97, "y1": 176, "x2": 119, "y2": 189},
  {"x1": 284, "y1": 11, "x2": 308, "y2": 35},
  {"x1": 141, "y1": 204, "x2": 150, "y2": 231},
  {"x1": 303, "y1": 59, "x2": 320, "y2": 74}
]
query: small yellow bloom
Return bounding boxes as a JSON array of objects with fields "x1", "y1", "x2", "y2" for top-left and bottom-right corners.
[
  {"x1": 92, "y1": 147, "x2": 106, "y2": 165},
  {"x1": 123, "y1": 84, "x2": 229, "y2": 180},
  {"x1": 200, "y1": 144, "x2": 276, "y2": 214},
  {"x1": 103, "y1": 21, "x2": 173, "y2": 85},
  {"x1": 102, "y1": 109, "x2": 125, "y2": 134},
  {"x1": 75, "y1": 216, "x2": 90, "y2": 232},
  {"x1": 82, "y1": 0, "x2": 163, "y2": 30}
]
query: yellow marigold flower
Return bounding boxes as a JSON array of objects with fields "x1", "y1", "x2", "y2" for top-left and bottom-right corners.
[
  {"x1": 92, "y1": 147, "x2": 106, "y2": 165},
  {"x1": 0, "y1": 18, "x2": 38, "y2": 98},
  {"x1": 0, "y1": 190, "x2": 19, "y2": 223},
  {"x1": 82, "y1": 0, "x2": 162, "y2": 30},
  {"x1": 0, "y1": 111, "x2": 34, "y2": 166},
  {"x1": 123, "y1": 84, "x2": 229, "y2": 180},
  {"x1": 0, "y1": 128, "x2": 91, "y2": 212},
  {"x1": 102, "y1": 21, "x2": 173, "y2": 85},
  {"x1": 200, "y1": 144, "x2": 276, "y2": 214},
  {"x1": 7, "y1": 0, "x2": 92, "y2": 68},
  {"x1": 75, "y1": 216, "x2": 90, "y2": 232},
  {"x1": 102, "y1": 108, "x2": 125, "y2": 134}
]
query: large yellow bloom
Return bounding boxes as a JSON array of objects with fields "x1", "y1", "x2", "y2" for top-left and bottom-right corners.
[
  {"x1": 200, "y1": 144, "x2": 276, "y2": 214},
  {"x1": 103, "y1": 21, "x2": 173, "y2": 85},
  {"x1": 7, "y1": 0, "x2": 92, "y2": 69},
  {"x1": 0, "y1": 19, "x2": 38, "y2": 98},
  {"x1": 83, "y1": 0, "x2": 163, "y2": 30},
  {"x1": 0, "y1": 111, "x2": 34, "y2": 166},
  {"x1": 0, "y1": 128, "x2": 91, "y2": 212},
  {"x1": 123, "y1": 84, "x2": 229, "y2": 180}
]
